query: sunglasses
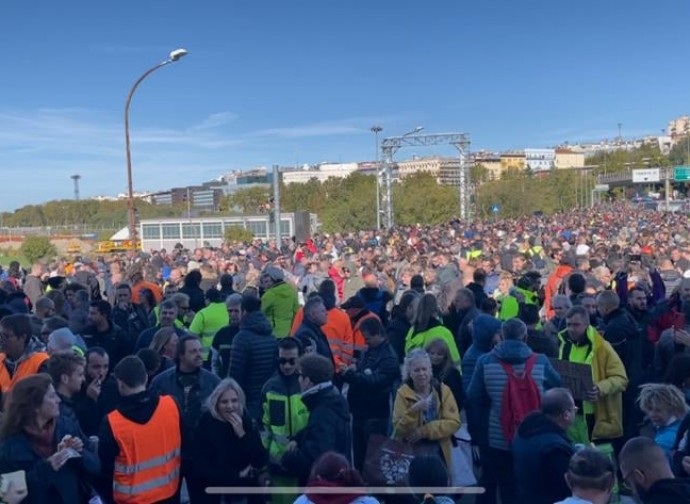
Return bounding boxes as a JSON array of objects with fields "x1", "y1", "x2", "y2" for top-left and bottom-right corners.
[{"x1": 279, "y1": 358, "x2": 297, "y2": 365}]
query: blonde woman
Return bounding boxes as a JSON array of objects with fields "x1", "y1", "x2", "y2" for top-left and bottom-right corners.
[
  {"x1": 637, "y1": 383, "x2": 689, "y2": 457},
  {"x1": 392, "y1": 349, "x2": 461, "y2": 468},
  {"x1": 192, "y1": 378, "x2": 267, "y2": 503}
]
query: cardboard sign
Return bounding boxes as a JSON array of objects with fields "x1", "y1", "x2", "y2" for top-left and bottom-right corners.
[{"x1": 549, "y1": 358, "x2": 595, "y2": 401}]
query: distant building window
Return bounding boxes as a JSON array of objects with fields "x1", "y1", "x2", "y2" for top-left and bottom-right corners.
[
  {"x1": 182, "y1": 223, "x2": 201, "y2": 239},
  {"x1": 162, "y1": 223, "x2": 180, "y2": 240},
  {"x1": 246, "y1": 220, "x2": 267, "y2": 238},
  {"x1": 202, "y1": 222, "x2": 223, "y2": 238},
  {"x1": 142, "y1": 224, "x2": 161, "y2": 240}
]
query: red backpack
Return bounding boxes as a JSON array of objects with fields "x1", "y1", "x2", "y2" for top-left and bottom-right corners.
[{"x1": 498, "y1": 353, "x2": 541, "y2": 444}]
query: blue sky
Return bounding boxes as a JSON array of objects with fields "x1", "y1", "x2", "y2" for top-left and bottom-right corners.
[{"x1": 1, "y1": 0, "x2": 688, "y2": 211}]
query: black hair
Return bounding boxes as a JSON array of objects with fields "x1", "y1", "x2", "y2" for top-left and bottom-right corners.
[
  {"x1": 278, "y1": 337, "x2": 303, "y2": 355},
  {"x1": 90, "y1": 299, "x2": 112, "y2": 319}
]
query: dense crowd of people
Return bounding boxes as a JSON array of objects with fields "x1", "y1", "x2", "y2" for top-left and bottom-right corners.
[{"x1": 0, "y1": 203, "x2": 689, "y2": 503}]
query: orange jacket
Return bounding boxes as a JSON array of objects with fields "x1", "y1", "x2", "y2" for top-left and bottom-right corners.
[
  {"x1": 108, "y1": 395, "x2": 181, "y2": 504},
  {"x1": 544, "y1": 265, "x2": 573, "y2": 319},
  {"x1": 0, "y1": 352, "x2": 49, "y2": 395},
  {"x1": 291, "y1": 307, "x2": 354, "y2": 367}
]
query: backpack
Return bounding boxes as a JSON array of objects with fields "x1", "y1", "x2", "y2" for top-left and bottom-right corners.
[{"x1": 498, "y1": 353, "x2": 541, "y2": 444}]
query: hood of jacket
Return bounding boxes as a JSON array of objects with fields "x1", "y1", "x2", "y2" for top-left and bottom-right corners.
[
  {"x1": 301, "y1": 384, "x2": 350, "y2": 421},
  {"x1": 240, "y1": 310, "x2": 274, "y2": 336},
  {"x1": 472, "y1": 314, "x2": 501, "y2": 352},
  {"x1": 268, "y1": 281, "x2": 296, "y2": 300},
  {"x1": 491, "y1": 338, "x2": 533, "y2": 364},
  {"x1": 115, "y1": 389, "x2": 161, "y2": 425},
  {"x1": 516, "y1": 411, "x2": 570, "y2": 440}
]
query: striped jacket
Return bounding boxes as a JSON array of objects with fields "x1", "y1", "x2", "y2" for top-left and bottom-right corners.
[{"x1": 467, "y1": 339, "x2": 562, "y2": 451}]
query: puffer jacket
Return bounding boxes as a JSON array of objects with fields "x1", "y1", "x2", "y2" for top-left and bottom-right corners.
[
  {"x1": 229, "y1": 310, "x2": 279, "y2": 421},
  {"x1": 261, "y1": 281, "x2": 300, "y2": 338},
  {"x1": 468, "y1": 339, "x2": 562, "y2": 451}
]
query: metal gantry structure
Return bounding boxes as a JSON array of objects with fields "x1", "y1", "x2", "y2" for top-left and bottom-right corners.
[{"x1": 378, "y1": 132, "x2": 471, "y2": 228}]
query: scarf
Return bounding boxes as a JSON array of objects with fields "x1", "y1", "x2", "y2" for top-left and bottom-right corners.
[{"x1": 24, "y1": 419, "x2": 56, "y2": 459}]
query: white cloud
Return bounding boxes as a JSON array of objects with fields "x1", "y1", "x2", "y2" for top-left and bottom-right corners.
[{"x1": 188, "y1": 111, "x2": 239, "y2": 133}]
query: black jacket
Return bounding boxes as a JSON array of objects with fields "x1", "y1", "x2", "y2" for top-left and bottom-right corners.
[
  {"x1": 81, "y1": 321, "x2": 131, "y2": 366},
  {"x1": 212, "y1": 324, "x2": 240, "y2": 378},
  {"x1": 642, "y1": 478, "x2": 690, "y2": 504},
  {"x1": 672, "y1": 413, "x2": 690, "y2": 477},
  {"x1": 467, "y1": 282, "x2": 488, "y2": 310},
  {"x1": 0, "y1": 415, "x2": 100, "y2": 504},
  {"x1": 444, "y1": 306, "x2": 479, "y2": 354},
  {"x1": 433, "y1": 365, "x2": 465, "y2": 412},
  {"x1": 111, "y1": 303, "x2": 150, "y2": 349},
  {"x1": 343, "y1": 340, "x2": 400, "y2": 420},
  {"x1": 228, "y1": 311, "x2": 278, "y2": 422},
  {"x1": 150, "y1": 366, "x2": 220, "y2": 430},
  {"x1": 192, "y1": 410, "x2": 268, "y2": 504},
  {"x1": 280, "y1": 383, "x2": 351, "y2": 485},
  {"x1": 386, "y1": 314, "x2": 411, "y2": 365},
  {"x1": 511, "y1": 411, "x2": 574, "y2": 504},
  {"x1": 601, "y1": 307, "x2": 650, "y2": 381},
  {"x1": 98, "y1": 389, "x2": 185, "y2": 504},
  {"x1": 74, "y1": 375, "x2": 120, "y2": 436},
  {"x1": 294, "y1": 320, "x2": 333, "y2": 364}
]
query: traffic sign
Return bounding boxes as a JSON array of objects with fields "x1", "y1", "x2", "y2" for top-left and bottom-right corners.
[
  {"x1": 674, "y1": 166, "x2": 690, "y2": 181},
  {"x1": 632, "y1": 168, "x2": 660, "y2": 183}
]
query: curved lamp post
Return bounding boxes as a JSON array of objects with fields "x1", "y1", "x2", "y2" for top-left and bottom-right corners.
[{"x1": 125, "y1": 48, "x2": 188, "y2": 251}]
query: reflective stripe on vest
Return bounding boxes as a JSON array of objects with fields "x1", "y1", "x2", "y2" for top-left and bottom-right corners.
[
  {"x1": 109, "y1": 395, "x2": 181, "y2": 504},
  {"x1": 113, "y1": 447, "x2": 181, "y2": 474},
  {"x1": 113, "y1": 467, "x2": 181, "y2": 496},
  {"x1": 0, "y1": 352, "x2": 50, "y2": 394}
]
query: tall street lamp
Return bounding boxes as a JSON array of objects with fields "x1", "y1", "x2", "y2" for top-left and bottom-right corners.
[
  {"x1": 125, "y1": 48, "x2": 188, "y2": 251},
  {"x1": 370, "y1": 126, "x2": 383, "y2": 229}
]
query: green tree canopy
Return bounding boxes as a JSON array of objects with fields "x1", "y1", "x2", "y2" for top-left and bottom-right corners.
[{"x1": 20, "y1": 236, "x2": 57, "y2": 264}]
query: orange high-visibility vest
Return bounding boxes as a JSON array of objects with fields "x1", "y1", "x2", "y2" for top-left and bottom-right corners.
[
  {"x1": 290, "y1": 307, "x2": 355, "y2": 367},
  {"x1": 0, "y1": 352, "x2": 49, "y2": 394},
  {"x1": 108, "y1": 395, "x2": 181, "y2": 504}
]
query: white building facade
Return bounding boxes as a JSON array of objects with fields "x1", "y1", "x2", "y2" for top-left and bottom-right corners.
[{"x1": 524, "y1": 148, "x2": 556, "y2": 173}]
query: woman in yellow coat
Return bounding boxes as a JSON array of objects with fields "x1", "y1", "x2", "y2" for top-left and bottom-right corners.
[{"x1": 392, "y1": 348, "x2": 461, "y2": 469}]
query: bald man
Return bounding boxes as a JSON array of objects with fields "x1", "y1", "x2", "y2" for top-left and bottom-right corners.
[
  {"x1": 512, "y1": 388, "x2": 577, "y2": 504},
  {"x1": 619, "y1": 437, "x2": 690, "y2": 504}
]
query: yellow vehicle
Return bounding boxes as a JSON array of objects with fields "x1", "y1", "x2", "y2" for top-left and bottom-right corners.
[
  {"x1": 95, "y1": 240, "x2": 142, "y2": 254},
  {"x1": 67, "y1": 240, "x2": 82, "y2": 254}
]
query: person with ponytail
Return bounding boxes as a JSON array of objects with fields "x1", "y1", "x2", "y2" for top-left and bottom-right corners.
[{"x1": 294, "y1": 452, "x2": 379, "y2": 504}]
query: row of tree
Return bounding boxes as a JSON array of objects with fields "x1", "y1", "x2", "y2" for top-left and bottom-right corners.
[{"x1": 1, "y1": 143, "x2": 682, "y2": 232}]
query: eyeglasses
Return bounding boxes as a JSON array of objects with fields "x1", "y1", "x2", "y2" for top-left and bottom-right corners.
[{"x1": 278, "y1": 358, "x2": 296, "y2": 365}]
